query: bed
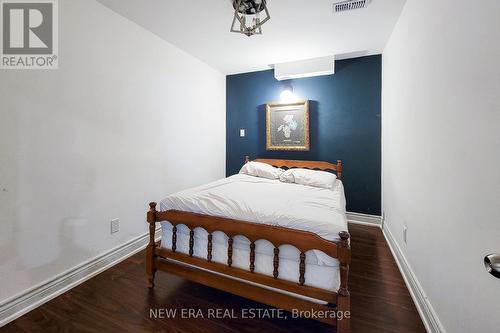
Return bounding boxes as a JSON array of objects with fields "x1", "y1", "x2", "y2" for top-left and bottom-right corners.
[{"x1": 146, "y1": 158, "x2": 351, "y2": 332}]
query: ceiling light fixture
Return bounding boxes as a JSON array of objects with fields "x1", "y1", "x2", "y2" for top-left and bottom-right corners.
[{"x1": 230, "y1": 0, "x2": 270, "y2": 37}]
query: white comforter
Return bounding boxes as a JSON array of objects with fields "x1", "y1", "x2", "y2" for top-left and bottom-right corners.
[{"x1": 159, "y1": 174, "x2": 347, "y2": 267}]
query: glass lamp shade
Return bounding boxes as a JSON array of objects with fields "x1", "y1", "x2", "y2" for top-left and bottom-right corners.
[{"x1": 231, "y1": 0, "x2": 270, "y2": 37}]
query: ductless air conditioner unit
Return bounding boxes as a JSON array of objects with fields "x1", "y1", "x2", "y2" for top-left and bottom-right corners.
[{"x1": 274, "y1": 56, "x2": 335, "y2": 81}]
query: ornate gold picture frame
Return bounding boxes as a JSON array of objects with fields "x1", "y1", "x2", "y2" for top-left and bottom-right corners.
[{"x1": 266, "y1": 100, "x2": 310, "y2": 151}]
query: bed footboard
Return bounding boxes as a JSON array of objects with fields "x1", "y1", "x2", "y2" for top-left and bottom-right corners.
[{"x1": 146, "y1": 202, "x2": 351, "y2": 332}]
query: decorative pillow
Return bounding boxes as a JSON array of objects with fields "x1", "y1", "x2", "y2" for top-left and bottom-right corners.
[
  {"x1": 239, "y1": 161, "x2": 283, "y2": 179},
  {"x1": 279, "y1": 169, "x2": 295, "y2": 183},
  {"x1": 279, "y1": 168, "x2": 337, "y2": 189}
]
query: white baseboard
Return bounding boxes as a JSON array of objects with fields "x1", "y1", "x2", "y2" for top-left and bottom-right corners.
[
  {"x1": 382, "y1": 226, "x2": 445, "y2": 333},
  {"x1": 0, "y1": 228, "x2": 161, "y2": 328},
  {"x1": 346, "y1": 211, "x2": 382, "y2": 227}
]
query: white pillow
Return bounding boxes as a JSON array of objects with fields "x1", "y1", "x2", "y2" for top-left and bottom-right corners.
[
  {"x1": 279, "y1": 168, "x2": 337, "y2": 189},
  {"x1": 239, "y1": 161, "x2": 283, "y2": 179}
]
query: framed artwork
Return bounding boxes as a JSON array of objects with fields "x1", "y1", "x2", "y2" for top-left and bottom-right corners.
[{"x1": 266, "y1": 100, "x2": 310, "y2": 151}]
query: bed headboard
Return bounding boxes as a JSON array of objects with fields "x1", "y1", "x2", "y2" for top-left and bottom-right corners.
[{"x1": 245, "y1": 156, "x2": 343, "y2": 180}]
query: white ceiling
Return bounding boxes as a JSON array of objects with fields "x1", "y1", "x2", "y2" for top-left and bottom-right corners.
[{"x1": 97, "y1": 0, "x2": 406, "y2": 75}]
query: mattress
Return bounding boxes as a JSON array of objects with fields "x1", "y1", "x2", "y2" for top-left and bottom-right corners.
[{"x1": 159, "y1": 173, "x2": 348, "y2": 292}]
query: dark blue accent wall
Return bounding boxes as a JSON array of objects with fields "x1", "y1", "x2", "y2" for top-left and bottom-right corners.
[{"x1": 226, "y1": 55, "x2": 381, "y2": 215}]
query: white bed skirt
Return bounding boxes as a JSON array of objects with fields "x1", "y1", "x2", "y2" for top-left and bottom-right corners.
[{"x1": 160, "y1": 222, "x2": 340, "y2": 293}]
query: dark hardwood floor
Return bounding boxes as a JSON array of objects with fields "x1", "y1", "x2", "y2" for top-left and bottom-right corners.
[{"x1": 2, "y1": 224, "x2": 426, "y2": 333}]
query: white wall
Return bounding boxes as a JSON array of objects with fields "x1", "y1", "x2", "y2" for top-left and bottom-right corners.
[
  {"x1": 0, "y1": 0, "x2": 225, "y2": 303},
  {"x1": 382, "y1": 0, "x2": 500, "y2": 332}
]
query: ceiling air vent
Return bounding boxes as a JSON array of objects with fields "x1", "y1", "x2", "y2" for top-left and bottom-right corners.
[{"x1": 333, "y1": 0, "x2": 369, "y2": 12}]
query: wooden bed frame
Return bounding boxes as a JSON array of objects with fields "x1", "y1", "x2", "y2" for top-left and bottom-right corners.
[{"x1": 146, "y1": 158, "x2": 350, "y2": 332}]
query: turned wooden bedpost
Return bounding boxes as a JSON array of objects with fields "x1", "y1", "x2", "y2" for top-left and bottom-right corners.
[
  {"x1": 245, "y1": 155, "x2": 250, "y2": 164},
  {"x1": 336, "y1": 160, "x2": 343, "y2": 180},
  {"x1": 146, "y1": 202, "x2": 158, "y2": 288},
  {"x1": 337, "y1": 231, "x2": 351, "y2": 333}
]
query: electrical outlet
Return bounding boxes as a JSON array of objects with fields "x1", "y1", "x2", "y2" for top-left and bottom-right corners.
[
  {"x1": 111, "y1": 218, "x2": 120, "y2": 234},
  {"x1": 403, "y1": 224, "x2": 408, "y2": 245},
  {"x1": 240, "y1": 129, "x2": 245, "y2": 137}
]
